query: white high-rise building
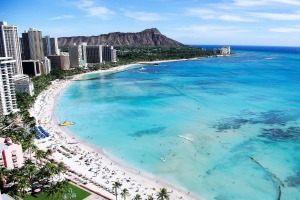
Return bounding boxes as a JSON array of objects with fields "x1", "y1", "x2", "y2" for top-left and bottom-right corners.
[
  {"x1": 0, "y1": 21, "x2": 23, "y2": 75},
  {"x1": 0, "y1": 57, "x2": 18, "y2": 118},
  {"x1": 43, "y1": 35, "x2": 60, "y2": 56},
  {"x1": 69, "y1": 43, "x2": 87, "y2": 68}
]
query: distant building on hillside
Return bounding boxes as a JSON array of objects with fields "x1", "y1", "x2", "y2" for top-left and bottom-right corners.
[
  {"x1": 86, "y1": 45, "x2": 103, "y2": 66},
  {"x1": 213, "y1": 46, "x2": 231, "y2": 56},
  {"x1": 221, "y1": 46, "x2": 231, "y2": 55},
  {"x1": 69, "y1": 43, "x2": 87, "y2": 68},
  {"x1": 13, "y1": 74, "x2": 34, "y2": 96},
  {"x1": 48, "y1": 53, "x2": 70, "y2": 70},
  {"x1": 0, "y1": 57, "x2": 18, "y2": 118},
  {"x1": 0, "y1": 137, "x2": 24, "y2": 169},
  {"x1": 0, "y1": 21, "x2": 23, "y2": 75},
  {"x1": 43, "y1": 35, "x2": 60, "y2": 56},
  {"x1": 22, "y1": 60, "x2": 41, "y2": 76}
]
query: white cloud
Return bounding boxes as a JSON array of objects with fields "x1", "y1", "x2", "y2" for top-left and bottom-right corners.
[
  {"x1": 219, "y1": 15, "x2": 256, "y2": 22},
  {"x1": 178, "y1": 25, "x2": 249, "y2": 33},
  {"x1": 251, "y1": 12, "x2": 300, "y2": 20},
  {"x1": 233, "y1": 0, "x2": 270, "y2": 7},
  {"x1": 233, "y1": 0, "x2": 300, "y2": 7},
  {"x1": 270, "y1": 25, "x2": 300, "y2": 32},
  {"x1": 124, "y1": 11, "x2": 167, "y2": 21},
  {"x1": 76, "y1": 0, "x2": 94, "y2": 9},
  {"x1": 273, "y1": 0, "x2": 300, "y2": 6},
  {"x1": 187, "y1": 9, "x2": 216, "y2": 19},
  {"x1": 49, "y1": 15, "x2": 74, "y2": 21},
  {"x1": 88, "y1": 7, "x2": 115, "y2": 19},
  {"x1": 74, "y1": 0, "x2": 115, "y2": 19}
]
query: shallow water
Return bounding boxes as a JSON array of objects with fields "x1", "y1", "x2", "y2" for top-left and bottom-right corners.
[{"x1": 57, "y1": 48, "x2": 300, "y2": 199}]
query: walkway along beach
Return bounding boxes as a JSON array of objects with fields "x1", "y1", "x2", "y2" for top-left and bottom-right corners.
[{"x1": 30, "y1": 62, "x2": 202, "y2": 200}]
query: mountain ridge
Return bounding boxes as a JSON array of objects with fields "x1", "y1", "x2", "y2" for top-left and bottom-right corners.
[{"x1": 58, "y1": 28, "x2": 184, "y2": 47}]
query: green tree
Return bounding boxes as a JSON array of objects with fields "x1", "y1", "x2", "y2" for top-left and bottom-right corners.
[
  {"x1": 147, "y1": 195, "x2": 154, "y2": 200},
  {"x1": 24, "y1": 164, "x2": 38, "y2": 186},
  {"x1": 35, "y1": 149, "x2": 45, "y2": 165},
  {"x1": 112, "y1": 181, "x2": 122, "y2": 200},
  {"x1": 157, "y1": 188, "x2": 170, "y2": 200},
  {"x1": 120, "y1": 188, "x2": 129, "y2": 200},
  {"x1": 17, "y1": 176, "x2": 30, "y2": 197},
  {"x1": 57, "y1": 161, "x2": 67, "y2": 179},
  {"x1": 133, "y1": 194, "x2": 142, "y2": 200},
  {"x1": 46, "y1": 182, "x2": 59, "y2": 200}
]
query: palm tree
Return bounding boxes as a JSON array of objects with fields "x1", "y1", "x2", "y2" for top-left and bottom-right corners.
[
  {"x1": 120, "y1": 188, "x2": 129, "y2": 200},
  {"x1": 55, "y1": 180, "x2": 69, "y2": 198},
  {"x1": 147, "y1": 195, "x2": 154, "y2": 200},
  {"x1": 24, "y1": 164, "x2": 38, "y2": 186},
  {"x1": 35, "y1": 149, "x2": 45, "y2": 165},
  {"x1": 112, "y1": 181, "x2": 122, "y2": 200},
  {"x1": 57, "y1": 162, "x2": 67, "y2": 179},
  {"x1": 157, "y1": 188, "x2": 170, "y2": 200},
  {"x1": 17, "y1": 176, "x2": 30, "y2": 197},
  {"x1": 44, "y1": 162, "x2": 58, "y2": 184},
  {"x1": 7, "y1": 168, "x2": 22, "y2": 195},
  {"x1": 45, "y1": 149, "x2": 53, "y2": 159},
  {"x1": 28, "y1": 144, "x2": 38, "y2": 161},
  {"x1": 46, "y1": 182, "x2": 59, "y2": 200},
  {"x1": 133, "y1": 194, "x2": 142, "y2": 200}
]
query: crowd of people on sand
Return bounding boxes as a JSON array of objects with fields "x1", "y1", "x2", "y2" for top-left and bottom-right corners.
[{"x1": 29, "y1": 65, "x2": 200, "y2": 200}]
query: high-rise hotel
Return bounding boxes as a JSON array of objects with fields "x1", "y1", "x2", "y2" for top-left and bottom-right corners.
[
  {"x1": 22, "y1": 28, "x2": 44, "y2": 60},
  {"x1": 0, "y1": 57, "x2": 18, "y2": 118},
  {"x1": 0, "y1": 21, "x2": 23, "y2": 75},
  {"x1": 22, "y1": 28, "x2": 51, "y2": 75}
]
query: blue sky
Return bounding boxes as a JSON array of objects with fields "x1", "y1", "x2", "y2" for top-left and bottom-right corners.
[{"x1": 1, "y1": 0, "x2": 300, "y2": 46}]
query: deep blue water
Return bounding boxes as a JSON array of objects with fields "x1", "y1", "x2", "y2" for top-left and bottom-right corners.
[{"x1": 57, "y1": 46, "x2": 300, "y2": 200}]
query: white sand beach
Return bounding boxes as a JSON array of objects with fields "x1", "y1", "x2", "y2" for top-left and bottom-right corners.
[{"x1": 30, "y1": 63, "x2": 202, "y2": 200}]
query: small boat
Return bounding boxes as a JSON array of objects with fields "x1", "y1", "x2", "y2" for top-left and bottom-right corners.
[
  {"x1": 59, "y1": 121, "x2": 75, "y2": 126},
  {"x1": 160, "y1": 157, "x2": 166, "y2": 162}
]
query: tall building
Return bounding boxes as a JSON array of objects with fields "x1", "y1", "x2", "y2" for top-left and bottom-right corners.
[
  {"x1": 0, "y1": 57, "x2": 18, "y2": 118},
  {"x1": 48, "y1": 53, "x2": 70, "y2": 70},
  {"x1": 22, "y1": 60, "x2": 41, "y2": 76},
  {"x1": 0, "y1": 137, "x2": 24, "y2": 169},
  {"x1": 43, "y1": 35, "x2": 60, "y2": 56},
  {"x1": 0, "y1": 21, "x2": 23, "y2": 75},
  {"x1": 102, "y1": 45, "x2": 117, "y2": 62},
  {"x1": 86, "y1": 45, "x2": 103, "y2": 65},
  {"x1": 69, "y1": 43, "x2": 87, "y2": 68},
  {"x1": 22, "y1": 28, "x2": 44, "y2": 60}
]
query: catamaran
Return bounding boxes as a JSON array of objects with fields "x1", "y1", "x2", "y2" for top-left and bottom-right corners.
[{"x1": 59, "y1": 120, "x2": 75, "y2": 126}]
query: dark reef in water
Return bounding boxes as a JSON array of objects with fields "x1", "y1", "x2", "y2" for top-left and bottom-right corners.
[
  {"x1": 213, "y1": 118, "x2": 249, "y2": 132},
  {"x1": 213, "y1": 110, "x2": 297, "y2": 132},
  {"x1": 258, "y1": 127, "x2": 300, "y2": 142},
  {"x1": 285, "y1": 171, "x2": 300, "y2": 187},
  {"x1": 249, "y1": 110, "x2": 292, "y2": 126},
  {"x1": 129, "y1": 126, "x2": 166, "y2": 137}
]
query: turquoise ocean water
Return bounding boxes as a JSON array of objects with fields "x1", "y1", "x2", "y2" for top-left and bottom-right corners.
[{"x1": 57, "y1": 46, "x2": 300, "y2": 200}]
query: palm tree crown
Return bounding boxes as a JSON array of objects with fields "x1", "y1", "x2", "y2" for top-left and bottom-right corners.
[{"x1": 157, "y1": 188, "x2": 170, "y2": 200}]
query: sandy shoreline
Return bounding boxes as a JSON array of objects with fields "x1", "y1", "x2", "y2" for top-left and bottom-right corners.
[{"x1": 30, "y1": 61, "x2": 203, "y2": 200}]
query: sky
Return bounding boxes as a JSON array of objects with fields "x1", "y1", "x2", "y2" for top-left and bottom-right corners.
[{"x1": 1, "y1": 0, "x2": 300, "y2": 46}]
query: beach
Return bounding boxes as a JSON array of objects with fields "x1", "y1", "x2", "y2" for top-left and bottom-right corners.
[{"x1": 30, "y1": 62, "x2": 202, "y2": 200}]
